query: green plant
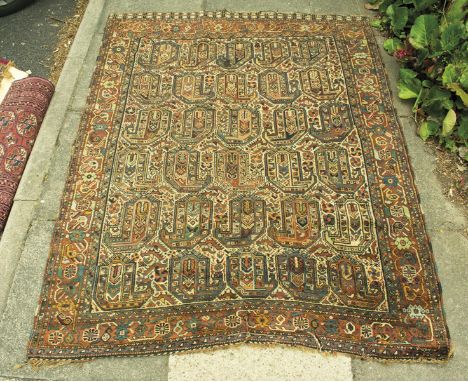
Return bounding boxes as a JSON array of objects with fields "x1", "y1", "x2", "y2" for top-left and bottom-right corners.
[{"x1": 368, "y1": 0, "x2": 468, "y2": 160}]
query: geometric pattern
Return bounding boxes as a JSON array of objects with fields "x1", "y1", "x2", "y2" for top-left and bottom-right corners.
[{"x1": 28, "y1": 12, "x2": 450, "y2": 361}]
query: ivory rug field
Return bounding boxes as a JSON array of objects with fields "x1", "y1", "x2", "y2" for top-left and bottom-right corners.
[{"x1": 28, "y1": 12, "x2": 450, "y2": 361}]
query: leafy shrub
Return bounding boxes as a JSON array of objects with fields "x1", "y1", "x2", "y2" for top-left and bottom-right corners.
[{"x1": 368, "y1": 0, "x2": 467, "y2": 160}]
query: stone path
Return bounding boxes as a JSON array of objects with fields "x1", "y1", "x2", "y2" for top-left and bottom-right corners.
[{"x1": 0, "y1": 0, "x2": 466, "y2": 380}]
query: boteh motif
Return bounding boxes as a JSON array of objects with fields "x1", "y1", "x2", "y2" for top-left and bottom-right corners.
[
  {"x1": 265, "y1": 149, "x2": 316, "y2": 193},
  {"x1": 268, "y1": 197, "x2": 321, "y2": 248},
  {"x1": 160, "y1": 195, "x2": 213, "y2": 248},
  {"x1": 216, "y1": 73, "x2": 257, "y2": 102},
  {"x1": 254, "y1": 40, "x2": 290, "y2": 68},
  {"x1": 171, "y1": 106, "x2": 215, "y2": 144},
  {"x1": 103, "y1": 196, "x2": 160, "y2": 251},
  {"x1": 316, "y1": 145, "x2": 363, "y2": 193},
  {"x1": 173, "y1": 74, "x2": 215, "y2": 103},
  {"x1": 310, "y1": 102, "x2": 353, "y2": 142},
  {"x1": 290, "y1": 37, "x2": 329, "y2": 66},
  {"x1": 324, "y1": 199, "x2": 374, "y2": 253},
  {"x1": 214, "y1": 195, "x2": 266, "y2": 247},
  {"x1": 276, "y1": 252, "x2": 329, "y2": 302},
  {"x1": 164, "y1": 148, "x2": 212, "y2": 192},
  {"x1": 328, "y1": 256, "x2": 384, "y2": 309},
  {"x1": 227, "y1": 252, "x2": 278, "y2": 298},
  {"x1": 258, "y1": 70, "x2": 301, "y2": 104},
  {"x1": 179, "y1": 40, "x2": 217, "y2": 68},
  {"x1": 264, "y1": 106, "x2": 308, "y2": 145},
  {"x1": 216, "y1": 106, "x2": 261, "y2": 145},
  {"x1": 94, "y1": 255, "x2": 152, "y2": 311},
  {"x1": 130, "y1": 72, "x2": 171, "y2": 103},
  {"x1": 215, "y1": 149, "x2": 262, "y2": 189},
  {"x1": 29, "y1": 13, "x2": 450, "y2": 362},
  {"x1": 121, "y1": 108, "x2": 171, "y2": 144},
  {"x1": 217, "y1": 40, "x2": 254, "y2": 69},
  {"x1": 114, "y1": 149, "x2": 160, "y2": 191},
  {"x1": 299, "y1": 67, "x2": 343, "y2": 100},
  {"x1": 169, "y1": 252, "x2": 225, "y2": 303},
  {"x1": 137, "y1": 39, "x2": 179, "y2": 67}
]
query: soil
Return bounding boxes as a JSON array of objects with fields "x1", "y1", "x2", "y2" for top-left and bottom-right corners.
[
  {"x1": 432, "y1": 143, "x2": 468, "y2": 220},
  {"x1": 49, "y1": 0, "x2": 89, "y2": 84}
]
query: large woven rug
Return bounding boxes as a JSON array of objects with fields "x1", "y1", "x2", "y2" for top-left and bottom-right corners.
[{"x1": 28, "y1": 12, "x2": 450, "y2": 361}]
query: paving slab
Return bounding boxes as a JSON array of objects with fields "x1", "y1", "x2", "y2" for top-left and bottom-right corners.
[
  {"x1": 168, "y1": 344, "x2": 352, "y2": 380},
  {"x1": 36, "y1": 112, "x2": 82, "y2": 221},
  {"x1": 69, "y1": 37, "x2": 106, "y2": 113},
  {"x1": 205, "y1": 0, "x2": 367, "y2": 15},
  {"x1": 96, "y1": 0, "x2": 206, "y2": 35},
  {"x1": 0, "y1": 200, "x2": 38, "y2": 313}
]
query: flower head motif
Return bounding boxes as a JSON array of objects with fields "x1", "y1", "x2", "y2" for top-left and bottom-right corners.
[
  {"x1": 83, "y1": 328, "x2": 99, "y2": 343},
  {"x1": 224, "y1": 314, "x2": 242, "y2": 328},
  {"x1": 293, "y1": 316, "x2": 310, "y2": 330},
  {"x1": 154, "y1": 321, "x2": 170, "y2": 336},
  {"x1": 48, "y1": 330, "x2": 64, "y2": 345},
  {"x1": 395, "y1": 236, "x2": 412, "y2": 250},
  {"x1": 404, "y1": 305, "x2": 429, "y2": 319}
]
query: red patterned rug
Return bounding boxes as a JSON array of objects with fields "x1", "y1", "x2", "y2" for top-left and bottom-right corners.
[{"x1": 0, "y1": 77, "x2": 54, "y2": 231}]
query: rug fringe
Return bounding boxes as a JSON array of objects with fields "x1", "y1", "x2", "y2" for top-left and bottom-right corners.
[
  {"x1": 109, "y1": 10, "x2": 369, "y2": 22},
  {"x1": 26, "y1": 338, "x2": 452, "y2": 365},
  {"x1": 21, "y1": 358, "x2": 91, "y2": 370}
]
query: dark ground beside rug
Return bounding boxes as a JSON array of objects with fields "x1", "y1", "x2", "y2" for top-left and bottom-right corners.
[
  {"x1": 28, "y1": 12, "x2": 450, "y2": 361},
  {"x1": 0, "y1": 77, "x2": 54, "y2": 231}
]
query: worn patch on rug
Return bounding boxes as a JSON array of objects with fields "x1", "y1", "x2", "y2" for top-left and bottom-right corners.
[{"x1": 28, "y1": 12, "x2": 450, "y2": 361}]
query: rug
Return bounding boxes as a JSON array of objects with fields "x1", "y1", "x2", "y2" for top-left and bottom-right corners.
[
  {"x1": 0, "y1": 76, "x2": 54, "y2": 231},
  {"x1": 28, "y1": 12, "x2": 450, "y2": 361}
]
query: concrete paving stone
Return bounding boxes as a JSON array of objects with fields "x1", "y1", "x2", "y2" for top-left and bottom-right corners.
[
  {"x1": 307, "y1": 0, "x2": 367, "y2": 15},
  {"x1": 0, "y1": 220, "x2": 57, "y2": 375},
  {"x1": 36, "y1": 112, "x2": 82, "y2": 221},
  {"x1": 67, "y1": 0, "x2": 107, "y2": 59},
  {"x1": 105, "y1": 0, "x2": 205, "y2": 13},
  {"x1": 203, "y1": 0, "x2": 367, "y2": 15},
  {"x1": 14, "y1": 0, "x2": 106, "y2": 202},
  {"x1": 96, "y1": 0, "x2": 205, "y2": 35},
  {"x1": 0, "y1": 376, "x2": 48, "y2": 381},
  {"x1": 168, "y1": 344, "x2": 353, "y2": 380},
  {"x1": 205, "y1": 0, "x2": 313, "y2": 12},
  {"x1": 0, "y1": 220, "x2": 170, "y2": 380},
  {"x1": 0, "y1": 201, "x2": 38, "y2": 314},
  {"x1": 68, "y1": 37, "x2": 105, "y2": 112}
]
